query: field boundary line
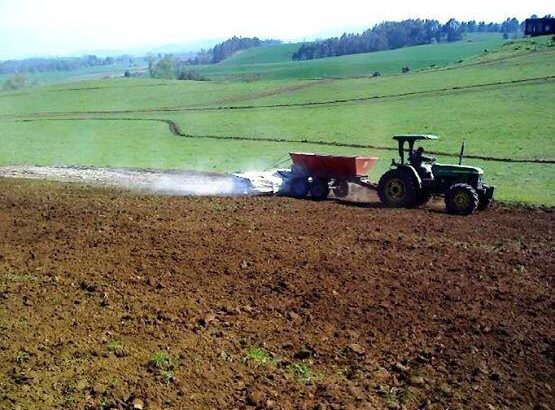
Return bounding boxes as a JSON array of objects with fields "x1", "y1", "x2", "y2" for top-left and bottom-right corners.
[
  {"x1": 9, "y1": 117, "x2": 555, "y2": 165},
  {"x1": 1, "y1": 75, "x2": 553, "y2": 119}
]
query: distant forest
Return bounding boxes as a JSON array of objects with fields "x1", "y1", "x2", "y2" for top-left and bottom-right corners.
[
  {"x1": 145, "y1": 36, "x2": 281, "y2": 80},
  {"x1": 0, "y1": 55, "x2": 132, "y2": 75},
  {"x1": 292, "y1": 18, "x2": 523, "y2": 60},
  {"x1": 191, "y1": 37, "x2": 281, "y2": 64}
]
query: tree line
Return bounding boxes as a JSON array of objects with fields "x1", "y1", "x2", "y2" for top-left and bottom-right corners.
[
  {"x1": 190, "y1": 36, "x2": 281, "y2": 64},
  {"x1": 146, "y1": 55, "x2": 209, "y2": 81},
  {"x1": 0, "y1": 54, "x2": 132, "y2": 75},
  {"x1": 292, "y1": 18, "x2": 524, "y2": 61}
]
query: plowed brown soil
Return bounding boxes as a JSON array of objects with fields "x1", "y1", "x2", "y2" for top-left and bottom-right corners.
[{"x1": 0, "y1": 179, "x2": 553, "y2": 410}]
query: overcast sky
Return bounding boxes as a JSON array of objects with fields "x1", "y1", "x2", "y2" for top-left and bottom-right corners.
[{"x1": 0, "y1": 0, "x2": 551, "y2": 59}]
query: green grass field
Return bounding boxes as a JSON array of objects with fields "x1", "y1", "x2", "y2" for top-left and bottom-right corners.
[
  {"x1": 193, "y1": 33, "x2": 507, "y2": 80},
  {"x1": 0, "y1": 34, "x2": 553, "y2": 205}
]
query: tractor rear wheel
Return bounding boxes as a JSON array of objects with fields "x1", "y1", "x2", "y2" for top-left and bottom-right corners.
[
  {"x1": 378, "y1": 169, "x2": 419, "y2": 208},
  {"x1": 289, "y1": 178, "x2": 310, "y2": 198},
  {"x1": 310, "y1": 178, "x2": 330, "y2": 200},
  {"x1": 445, "y1": 183, "x2": 479, "y2": 215},
  {"x1": 332, "y1": 180, "x2": 349, "y2": 198}
]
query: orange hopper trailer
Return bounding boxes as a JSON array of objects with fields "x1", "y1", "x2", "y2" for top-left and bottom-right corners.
[{"x1": 286, "y1": 152, "x2": 379, "y2": 199}]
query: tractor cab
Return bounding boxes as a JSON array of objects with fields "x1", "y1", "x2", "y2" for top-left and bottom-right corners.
[
  {"x1": 393, "y1": 134, "x2": 438, "y2": 166},
  {"x1": 393, "y1": 134, "x2": 438, "y2": 182}
]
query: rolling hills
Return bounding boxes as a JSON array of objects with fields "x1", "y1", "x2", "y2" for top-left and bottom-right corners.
[
  {"x1": 0, "y1": 34, "x2": 553, "y2": 205},
  {"x1": 193, "y1": 33, "x2": 507, "y2": 80}
]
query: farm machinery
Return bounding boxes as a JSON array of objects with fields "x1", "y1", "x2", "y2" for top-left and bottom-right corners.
[{"x1": 281, "y1": 134, "x2": 494, "y2": 215}]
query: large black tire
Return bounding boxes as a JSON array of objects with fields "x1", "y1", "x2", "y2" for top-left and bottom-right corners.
[
  {"x1": 289, "y1": 178, "x2": 310, "y2": 198},
  {"x1": 310, "y1": 178, "x2": 330, "y2": 200},
  {"x1": 332, "y1": 180, "x2": 349, "y2": 198},
  {"x1": 378, "y1": 169, "x2": 419, "y2": 208},
  {"x1": 445, "y1": 183, "x2": 479, "y2": 215}
]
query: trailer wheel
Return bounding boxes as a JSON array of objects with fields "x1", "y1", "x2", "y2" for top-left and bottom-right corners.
[
  {"x1": 332, "y1": 180, "x2": 349, "y2": 198},
  {"x1": 289, "y1": 178, "x2": 310, "y2": 198},
  {"x1": 378, "y1": 169, "x2": 419, "y2": 208},
  {"x1": 310, "y1": 178, "x2": 330, "y2": 200},
  {"x1": 445, "y1": 183, "x2": 479, "y2": 215}
]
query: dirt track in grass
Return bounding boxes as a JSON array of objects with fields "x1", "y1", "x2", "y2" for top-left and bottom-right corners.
[{"x1": 0, "y1": 178, "x2": 553, "y2": 410}]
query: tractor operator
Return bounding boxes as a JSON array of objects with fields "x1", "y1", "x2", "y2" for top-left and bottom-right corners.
[{"x1": 410, "y1": 146, "x2": 435, "y2": 167}]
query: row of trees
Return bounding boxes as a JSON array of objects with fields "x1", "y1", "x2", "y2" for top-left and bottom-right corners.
[
  {"x1": 191, "y1": 36, "x2": 280, "y2": 64},
  {"x1": 147, "y1": 55, "x2": 208, "y2": 81},
  {"x1": 292, "y1": 18, "x2": 523, "y2": 61},
  {"x1": 2, "y1": 74, "x2": 30, "y2": 91},
  {"x1": 0, "y1": 54, "x2": 132, "y2": 75}
]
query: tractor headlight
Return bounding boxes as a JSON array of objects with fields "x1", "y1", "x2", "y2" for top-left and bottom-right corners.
[{"x1": 477, "y1": 177, "x2": 483, "y2": 189}]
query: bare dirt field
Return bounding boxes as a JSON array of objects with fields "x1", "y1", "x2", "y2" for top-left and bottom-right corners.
[{"x1": 0, "y1": 178, "x2": 553, "y2": 410}]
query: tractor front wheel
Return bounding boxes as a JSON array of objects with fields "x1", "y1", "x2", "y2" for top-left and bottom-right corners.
[
  {"x1": 310, "y1": 178, "x2": 330, "y2": 200},
  {"x1": 289, "y1": 178, "x2": 310, "y2": 198},
  {"x1": 445, "y1": 183, "x2": 479, "y2": 215},
  {"x1": 378, "y1": 169, "x2": 419, "y2": 208}
]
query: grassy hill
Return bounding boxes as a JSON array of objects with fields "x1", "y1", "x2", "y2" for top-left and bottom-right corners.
[
  {"x1": 0, "y1": 35, "x2": 553, "y2": 205},
  {"x1": 194, "y1": 33, "x2": 507, "y2": 80},
  {"x1": 219, "y1": 43, "x2": 301, "y2": 65}
]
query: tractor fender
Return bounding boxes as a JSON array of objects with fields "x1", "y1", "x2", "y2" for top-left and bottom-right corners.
[{"x1": 397, "y1": 165, "x2": 422, "y2": 189}]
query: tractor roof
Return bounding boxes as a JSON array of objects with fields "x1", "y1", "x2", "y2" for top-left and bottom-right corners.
[{"x1": 393, "y1": 134, "x2": 439, "y2": 142}]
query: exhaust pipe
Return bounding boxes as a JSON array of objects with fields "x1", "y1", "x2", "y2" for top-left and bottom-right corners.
[{"x1": 459, "y1": 140, "x2": 465, "y2": 165}]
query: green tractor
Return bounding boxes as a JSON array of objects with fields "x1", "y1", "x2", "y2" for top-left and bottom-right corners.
[{"x1": 378, "y1": 135, "x2": 494, "y2": 215}]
